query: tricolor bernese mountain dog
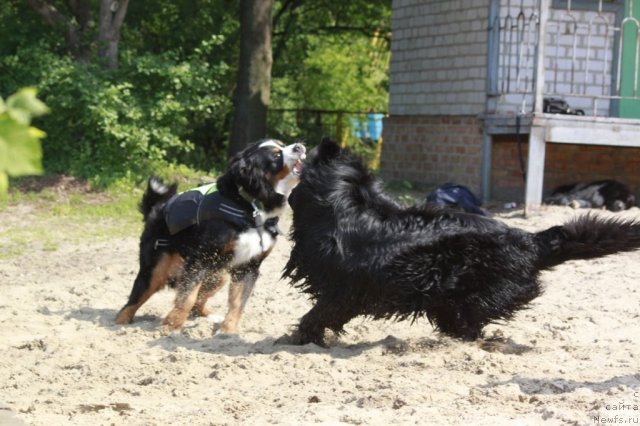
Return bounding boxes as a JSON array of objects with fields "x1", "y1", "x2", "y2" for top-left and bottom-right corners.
[
  {"x1": 281, "y1": 138, "x2": 640, "y2": 346},
  {"x1": 116, "y1": 139, "x2": 306, "y2": 335},
  {"x1": 544, "y1": 179, "x2": 636, "y2": 212}
]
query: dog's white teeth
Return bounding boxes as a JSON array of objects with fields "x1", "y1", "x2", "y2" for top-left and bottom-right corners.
[{"x1": 293, "y1": 160, "x2": 304, "y2": 175}]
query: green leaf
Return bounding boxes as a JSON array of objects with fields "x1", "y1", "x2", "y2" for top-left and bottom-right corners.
[
  {"x1": 0, "y1": 172, "x2": 7, "y2": 195},
  {"x1": 6, "y1": 87, "x2": 50, "y2": 125},
  {"x1": 0, "y1": 116, "x2": 44, "y2": 176}
]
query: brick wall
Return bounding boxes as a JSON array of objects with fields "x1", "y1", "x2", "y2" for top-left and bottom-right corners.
[
  {"x1": 380, "y1": 115, "x2": 484, "y2": 193},
  {"x1": 491, "y1": 137, "x2": 640, "y2": 202},
  {"x1": 379, "y1": 121, "x2": 640, "y2": 202}
]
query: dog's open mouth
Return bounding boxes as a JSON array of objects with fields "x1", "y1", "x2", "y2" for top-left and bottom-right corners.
[{"x1": 293, "y1": 158, "x2": 304, "y2": 176}]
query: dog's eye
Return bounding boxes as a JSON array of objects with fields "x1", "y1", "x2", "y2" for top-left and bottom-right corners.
[{"x1": 272, "y1": 151, "x2": 282, "y2": 160}]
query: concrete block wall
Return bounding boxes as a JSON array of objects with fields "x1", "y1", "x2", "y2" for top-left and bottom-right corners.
[
  {"x1": 496, "y1": 0, "x2": 616, "y2": 116},
  {"x1": 389, "y1": 0, "x2": 490, "y2": 116},
  {"x1": 388, "y1": 0, "x2": 616, "y2": 117}
]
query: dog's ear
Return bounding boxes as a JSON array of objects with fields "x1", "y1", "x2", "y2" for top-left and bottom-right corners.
[
  {"x1": 312, "y1": 136, "x2": 341, "y2": 164},
  {"x1": 227, "y1": 149, "x2": 285, "y2": 208},
  {"x1": 232, "y1": 155, "x2": 268, "y2": 196}
]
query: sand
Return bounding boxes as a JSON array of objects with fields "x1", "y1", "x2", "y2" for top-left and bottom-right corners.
[{"x1": 1, "y1": 203, "x2": 639, "y2": 425}]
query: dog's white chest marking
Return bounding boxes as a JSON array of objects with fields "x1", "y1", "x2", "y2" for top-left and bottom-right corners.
[{"x1": 231, "y1": 228, "x2": 275, "y2": 266}]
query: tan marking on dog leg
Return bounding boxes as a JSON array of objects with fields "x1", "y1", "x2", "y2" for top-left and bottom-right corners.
[
  {"x1": 115, "y1": 253, "x2": 184, "y2": 324},
  {"x1": 219, "y1": 283, "x2": 244, "y2": 334},
  {"x1": 192, "y1": 271, "x2": 231, "y2": 317},
  {"x1": 162, "y1": 280, "x2": 203, "y2": 331},
  {"x1": 220, "y1": 276, "x2": 257, "y2": 334},
  {"x1": 165, "y1": 254, "x2": 185, "y2": 278}
]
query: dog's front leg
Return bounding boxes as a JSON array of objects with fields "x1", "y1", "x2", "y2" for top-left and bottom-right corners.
[
  {"x1": 285, "y1": 300, "x2": 345, "y2": 347},
  {"x1": 219, "y1": 266, "x2": 259, "y2": 334}
]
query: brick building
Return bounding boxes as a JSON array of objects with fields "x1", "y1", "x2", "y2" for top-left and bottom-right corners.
[{"x1": 381, "y1": 0, "x2": 640, "y2": 207}]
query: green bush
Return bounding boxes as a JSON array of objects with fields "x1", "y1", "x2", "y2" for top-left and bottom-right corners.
[{"x1": 0, "y1": 39, "x2": 230, "y2": 186}]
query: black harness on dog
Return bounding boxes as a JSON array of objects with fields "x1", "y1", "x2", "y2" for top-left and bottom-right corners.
[{"x1": 155, "y1": 183, "x2": 280, "y2": 249}]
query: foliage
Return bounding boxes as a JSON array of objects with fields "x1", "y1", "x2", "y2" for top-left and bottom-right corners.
[
  {"x1": 0, "y1": 41, "x2": 230, "y2": 185},
  {"x1": 269, "y1": 34, "x2": 389, "y2": 164},
  {"x1": 0, "y1": 88, "x2": 49, "y2": 194},
  {"x1": 269, "y1": 0, "x2": 390, "y2": 164},
  {"x1": 0, "y1": 0, "x2": 391, "y2": 184},
  {"x1": 271, "y1": 0, "x2": 390, "y2": 113}
]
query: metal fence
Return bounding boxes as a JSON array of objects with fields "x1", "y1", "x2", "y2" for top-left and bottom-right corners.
[{"x1": 267, "y1": 108, "x2": 385, "y2": 146}]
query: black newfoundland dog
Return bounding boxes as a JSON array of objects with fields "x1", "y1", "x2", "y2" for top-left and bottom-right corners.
[
  {"x1": 116, "y1": 139, "x2": 306, "y2": 335},
  {"x1": 282, "y1": 138, "x2": 640, "y2": 346}
]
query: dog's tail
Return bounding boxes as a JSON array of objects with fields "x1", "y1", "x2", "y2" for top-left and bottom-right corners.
[
  {"x1": 534, "y1": 213, "x2": 640, "y2": 270},
  {"x1": 139, "y1": 176, "x2": 177, "y2": 220}
]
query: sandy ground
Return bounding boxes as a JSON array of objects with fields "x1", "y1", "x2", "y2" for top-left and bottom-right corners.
[{"x1": 1, "y1": 203, "x2": 639, "y2": 426}]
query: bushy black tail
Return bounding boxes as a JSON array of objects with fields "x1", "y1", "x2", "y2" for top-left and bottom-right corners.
[
  {"x1": 139, "y1": 176, "x2": 177, "y2": 220},
  {"x1": 534, "y1": 213, "x2": 640, "y2": 270}
]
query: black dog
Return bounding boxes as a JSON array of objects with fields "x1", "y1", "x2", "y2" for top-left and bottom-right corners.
[
  {"x1": 282, "y1": 138, "x2": 640, "y2": 346},
  {"x1": 545, "y1": 179, "x2": 636, "y2": 211},
  {"x1": 116, "y1": 139, "x2": 306, "y2": 334}
]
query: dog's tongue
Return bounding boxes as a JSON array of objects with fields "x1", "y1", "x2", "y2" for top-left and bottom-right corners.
[{"x1": 294, "y1": 159, "x2": 304, "y2": 175}]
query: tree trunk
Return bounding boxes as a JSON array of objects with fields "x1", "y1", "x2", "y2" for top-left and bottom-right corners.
[
  {"x1": 25, "y1": 0, "x2": 128, "y2": 69},
  {"x1": 25, "y1": 0, "x2": 92, "y2": 63},
  {"x1": 228, "y1": 0, "x2": 274, "y2": 157},
  {"x1": 97, "y1": 0, "x2": 130, "y2": 70}
]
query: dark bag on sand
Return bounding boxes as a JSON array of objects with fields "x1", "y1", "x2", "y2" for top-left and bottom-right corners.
[{"x1": 426, "y1": 183, "x2": 487, "y2": 216}]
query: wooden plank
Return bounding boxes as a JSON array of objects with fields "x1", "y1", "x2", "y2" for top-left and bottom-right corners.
[
  {"x1": 545, "y1": 126, "x2": 640, "y2": 147},
  {"x1": 531, "y1": 114, "x2": 640, "y2": 146},
  {"x1": 533, "y1": 113, "x2": 640, "y2": 128}
]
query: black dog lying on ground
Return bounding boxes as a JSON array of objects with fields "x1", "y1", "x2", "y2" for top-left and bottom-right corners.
[
  {"x1": 545, "y1": 179, "x2": 636, "y2": 212},
  {"x1": 281, "y1": 138, "x2": 640, "y2": 346}
]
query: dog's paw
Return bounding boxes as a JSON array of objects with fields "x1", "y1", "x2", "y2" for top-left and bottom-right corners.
[
  {"x1": 206, "y1": 314, "x2": 224, "y2": 324},
  {"x1": 114, "y1": 316, "x2": 131, "y2": 325},
  {"x1": 214, "y1": 332, "x2": 240, "y2": 341},
  {"x1": 213, "y1": 327, "x2": 238, "y2": 336},
  {"x1": 274, "y1": 333, "x2": 301, "y2": 345},
  {"x1": 160, "y1": 324, "x2": 182, "y2": 336},
  {"x1": 274, "y1": 331, "x2": 328, "y2": 347},
  {"x1": 114, "y1": 308, "x2": 134, "y2": 325},
  {"x1": 477, "y1": 335, "x2": 532, "y2": 355}
]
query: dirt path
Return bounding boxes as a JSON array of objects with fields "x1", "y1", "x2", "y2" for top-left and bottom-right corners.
[{"x1": 1, "y1": 204, "x2": 639, "y2": 425}]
